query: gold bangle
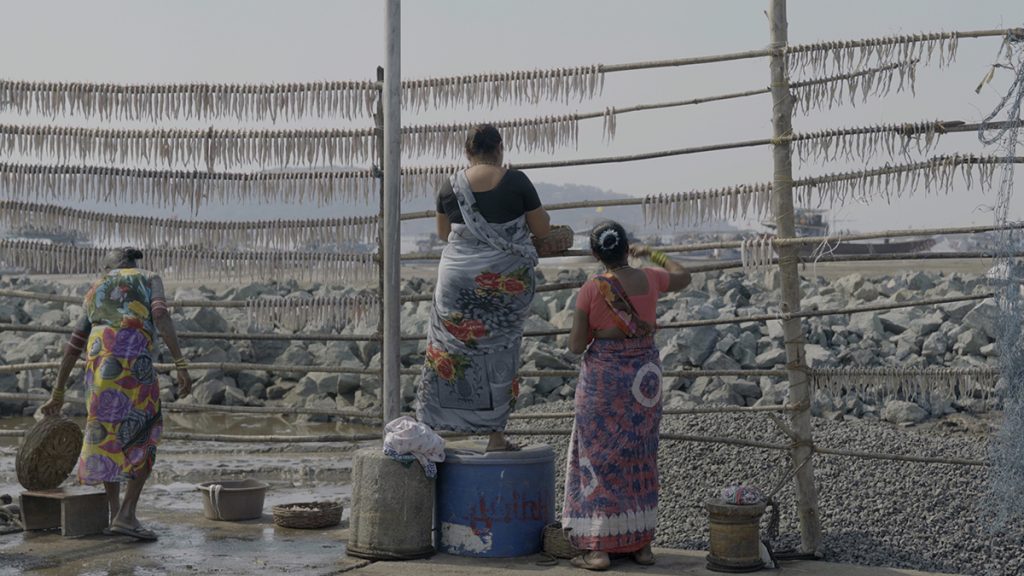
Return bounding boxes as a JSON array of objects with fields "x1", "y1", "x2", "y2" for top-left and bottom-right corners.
[
  {"x1": 650, "y1": 251, "x2": 668, "y2": 267},
  {"x1": 173, "y1": 358, "x2": 189, "y2": 369}
]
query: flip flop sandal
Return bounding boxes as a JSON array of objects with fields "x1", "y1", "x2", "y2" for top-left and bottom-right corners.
[
  {"x1": 570, "y1": 553, "x2": 610, "y2": 571},
  {"x1": 109, "y1": 525, "x2": 158, "y2": 542},
  {"x1": 632, "y1": 550, "x2": 656, "y2": 566}
]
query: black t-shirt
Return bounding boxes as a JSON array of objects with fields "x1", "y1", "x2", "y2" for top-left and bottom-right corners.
[{"x1": 436, "y1": 169, "x2": 542, "y2": 224}]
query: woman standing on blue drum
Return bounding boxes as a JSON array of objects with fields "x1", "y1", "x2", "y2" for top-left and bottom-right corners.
[{"x1": 417, "y1": 124, "x2": 550, "y2": 452}]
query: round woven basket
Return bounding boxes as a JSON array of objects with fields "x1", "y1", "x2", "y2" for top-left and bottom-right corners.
[
  {"x1": 533, "y1": 225, "x2": 574, "y2": 258},
  {"x1": 16, "y1": 416, "x2": 83, "y2": 490},
  {"x1": 543, "y1": 522, "x2": 582, "y2": 559},
  {"x1": 272, "y1": 501, "x2": 343, "y2": 530}
]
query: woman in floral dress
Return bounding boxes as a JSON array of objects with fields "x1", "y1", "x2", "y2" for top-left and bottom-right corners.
[
  {"x1": 417, "y1": 124, "x2": 550, "y2": 451},
  {"x1": 562, "y1": 222, "x2": 691, "y2": 570},
  {"x1": 42, "y1": 248, "x2": 191, "y2": 541}
]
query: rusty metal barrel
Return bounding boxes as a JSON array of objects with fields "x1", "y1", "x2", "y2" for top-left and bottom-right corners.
[{"x1": 706, "y1": 499, "x2": 766, "y2": 573}]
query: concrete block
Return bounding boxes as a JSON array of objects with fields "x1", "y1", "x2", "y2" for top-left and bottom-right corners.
[{"x1": 20, "y1": 486, "x2": 108, "y2": 537}]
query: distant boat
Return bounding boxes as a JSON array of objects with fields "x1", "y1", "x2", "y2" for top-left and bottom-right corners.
[{"x1": 762, "y1": 209, "x2": 935, "y2": 256}]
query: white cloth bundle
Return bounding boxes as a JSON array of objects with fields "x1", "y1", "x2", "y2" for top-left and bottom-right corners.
[{"x1": 382, "y1": 416, "x2": 445, "y2": 478}]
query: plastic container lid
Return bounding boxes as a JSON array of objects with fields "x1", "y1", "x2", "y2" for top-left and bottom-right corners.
[{"x1": 443, "y1": 439, "x2": 554, "y2": 465}]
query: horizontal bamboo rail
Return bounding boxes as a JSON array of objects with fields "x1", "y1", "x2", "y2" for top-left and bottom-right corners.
[
  {"x1": 597, "y1": 28, "x2": 1019, "y2": 72},
  {"x1": 404, "y1": 291, "x2": 990, "y2": 341},
  {"x1": 694, "y1": 250, "x2": 1016, "y2": 274},
  {"x1": 0, "y1": 358, "x2": 978, "y2": 381},
  {"x1": 508, "y1": 404, "x2": 797, "y2": 419},
  {"x1": 400, "y1": 151, "x2": 1024, "y2": 224},
  {"x1": 0, "y1": 323, "x2": 380, "y2": 343},
  {"x1": 0, "y1": 425, "x2": 988, "y2": 466},
  {"x1": 0, "y1": 361, "x2": 383, "y2": 376},
  {"x1": 0, "y1": 288, "x2": 264, "y2": 310},
  {"x1": 393, "y1": 368, "x2": 789, "y2": 378},
  {"x1": 0, "y1": 392, "x2": 381, "y2": 420},
  {"x1": 644, "y1": 222, "x2": 1024, "y2": 254},
  {"x1": 399, "y1": 254, "x2": 999, "y2": 305},
  {"x1": 0, "y1": 391, "x2": 794, "y2": 419},
  {"x1": 813, "y1": 445, "x2": 986, "y2": 467},
  {"x1": 401, "y1": 220, "x2": 1024, "y2": 261},
  {"x1": 0, "y1": 277, "x2": 992, "y2": 343},
  {"x1": 574, "y1": 61, "x2": 919, "y2": 122}
]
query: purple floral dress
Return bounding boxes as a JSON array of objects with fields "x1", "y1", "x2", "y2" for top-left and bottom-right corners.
[{"x1": 77, "y1": 268, "x2": 163, "y2": 484}]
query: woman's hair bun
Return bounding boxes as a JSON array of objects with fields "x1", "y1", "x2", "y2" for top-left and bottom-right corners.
[
  {"x1": 465, "y1": 123, "x2": 503, "y2": 157},
  {"x1": 589, "y1": 221, "x2": 629, "y2": 264}
]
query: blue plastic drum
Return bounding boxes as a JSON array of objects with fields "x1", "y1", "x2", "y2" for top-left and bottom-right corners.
[{"x1": 436, "y1": 440, "x2": 555, "y2": 557}]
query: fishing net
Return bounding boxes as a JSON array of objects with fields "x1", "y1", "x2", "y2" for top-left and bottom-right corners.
[{"x1": 980, "y1": 29, "x2": 1024, "y2": 529}]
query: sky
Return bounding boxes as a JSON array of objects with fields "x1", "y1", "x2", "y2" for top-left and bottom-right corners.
[{"x1": 0, "y1": 0, "x2": 1021, "y2": 233}]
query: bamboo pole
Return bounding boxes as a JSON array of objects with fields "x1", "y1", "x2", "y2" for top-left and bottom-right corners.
[
  {"x1": 400, "y1": 251, "x2": 1011, "y2": 302},
  {"x1": 509, "y1": 404, "x2": 797, "y2": 419},
  {"x1": 0, "y1": 361, "x2": 384, "y2": 376},
  {"x1": 0, "y1": 323, "x2": 381, "y2": 342},
  {"x1": 399, "y1": 292, "x2": 994, "y2": 340},
  {"x1": 399, "y1": 151, "x2": 1023, "y2": 222},
  {"x1": 0, "y1": 427, "x2": 992, "y2": 466},
  {"x1": 0, "y1": 291, "x2": 990, "y2": 343},
  {"x1": 769, "y1": 0, "x2": 821, "y2": 553},
  {"x1": 402, "y1": 221, "x2": 1024, "y2": 260},
  {"x1": 572, "y1": 61, "x2": 916, "y2": 121},
  {"x1": 813, "y1": 446, "x2": 986, "y2": 467},
  {"x1": 0, "y1": 392, "x2": 381, "y2": 420}
]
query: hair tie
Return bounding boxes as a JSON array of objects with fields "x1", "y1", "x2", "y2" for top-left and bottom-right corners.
[{"x1": 598, "y1": 229, "x2": 619, "y2": 250}]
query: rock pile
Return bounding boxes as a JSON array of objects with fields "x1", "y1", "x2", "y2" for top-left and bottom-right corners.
[{"x1": 0, "y1": 268, "x2": 1003, "y2": 423}]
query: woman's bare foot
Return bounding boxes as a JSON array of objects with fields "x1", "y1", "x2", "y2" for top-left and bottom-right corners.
[
  {"x1": 485, "y1": 432, "x2": 520, "y2": 452},
  {"x1": 570, "y1": 551, "x2": 610, "y2": 571},
  {"x1": 632, "y1": 544, "x2": 655, "y2": 565}
]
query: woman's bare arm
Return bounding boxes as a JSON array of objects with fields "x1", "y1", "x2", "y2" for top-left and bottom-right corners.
[
  {"x1": 436, "y1": 213, "x2": 452, "y2": 241},
  {"x1": 631, "y1": 244, "x2": 691, "y2": 292},
  {"x1": 40, "y1": 317, "x2": 90, "y2": 415},
  {"x1": 150, "y1": 276, "x2": 192, "y2": 398},
  {"x1": 568, "y1": 309, "x2": 591, "y2": 355},
  {"x1": 525, "y1": 207, "x2": 551, "y2": 238}
]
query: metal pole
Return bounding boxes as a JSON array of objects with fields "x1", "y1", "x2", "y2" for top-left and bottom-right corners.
[
  {"x1": 382, "y1": 0, "x2": 402, "y2": 426},
  {"x1": 768, "y1": 0, "x2": 821, "y2": 554},
  {"x1": 374, "y1": 66, "x2": 386, "y2": 428}
]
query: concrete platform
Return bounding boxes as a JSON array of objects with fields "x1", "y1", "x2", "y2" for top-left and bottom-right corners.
[
  {"x1": 0, "y1": 508, "x2": 958, "y2": 576},
  {"x1": 358, "y1": 550, "x2": 957, "y2": 575}
]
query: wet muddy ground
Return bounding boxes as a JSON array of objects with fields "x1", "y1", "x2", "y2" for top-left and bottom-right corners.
[{"x1": 1, "y1": 412, "x2": 960, "y2": 576}]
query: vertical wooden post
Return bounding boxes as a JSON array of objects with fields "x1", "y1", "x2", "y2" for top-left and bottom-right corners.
[
  {"x1": 767, "y1": 0, "x2": 821, "y2": 554},
  {"x1": 381, "y1": 0, "x2": 402, "y2": 426}
]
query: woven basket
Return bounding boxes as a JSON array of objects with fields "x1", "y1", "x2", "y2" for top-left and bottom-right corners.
[
  {"x1": 272, "y1": 501, "x2": 343, "y2": 529},
  {"x1": 16, "y1": 416, "x2": 83, "y2": 490},
  {"x1": 542, "y1": 522, "x2": 582, "y2": 559},
  {"x1": 533, "y1": 225, "x2": 574, "y2": 258}
]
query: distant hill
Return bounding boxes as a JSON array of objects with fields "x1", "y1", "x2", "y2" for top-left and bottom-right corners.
[
  {"x1": 400, "y1": 181, "x2": 644, "y2": 235},
  {"x1": 0, "y1": 166, "x2": 735, "y2": 238}
]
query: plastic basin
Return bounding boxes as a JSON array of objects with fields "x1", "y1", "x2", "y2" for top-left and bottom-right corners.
[{"x1": 196, "y1": 480, "x2": 269, "y2": 521}]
